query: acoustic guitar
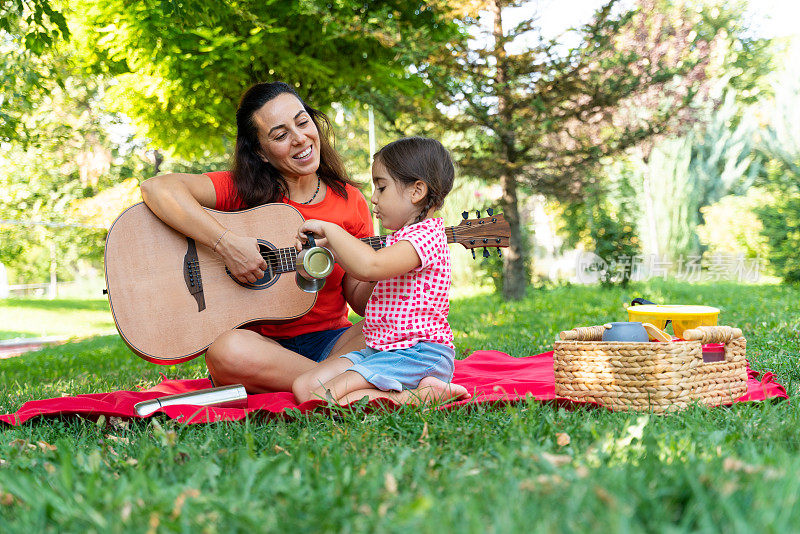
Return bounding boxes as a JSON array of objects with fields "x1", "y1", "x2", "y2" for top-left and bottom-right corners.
[{"x1": 104, "y1": 202, "x2": 511, "y2": 364}]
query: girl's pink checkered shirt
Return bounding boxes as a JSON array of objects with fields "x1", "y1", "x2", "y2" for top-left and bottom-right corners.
[{"x1": 362, "y1": 217, "x2": 454, "y2": 351}]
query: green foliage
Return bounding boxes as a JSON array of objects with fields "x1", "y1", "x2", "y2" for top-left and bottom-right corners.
[
  {"x1": 755, "y1": 46, "x2": 800, "y2": 193},
  {"x1": 756, "y1": 167, "x2": 800, "y2": 283},
  {"x1": 0, "y1": 19, "x2": 49, "y2": 143},
  {"x1": 757, "y1": 196, "x2": 800, "y2": 283},
  {"x1": 548, "y1": 1, "x2": 771, "y2": 272},
  {"x1": 751, "y1": 53, "x2": 800, "y2": 283},
  {"x1": 0, "y1": 72, "x2": 150, "y2": 283},
  {"x1": 560, "y1": 163, "x2": 642, "y2": 287},
  {"x1": 689, "y1": 93, "x2": 763, "y2": 201},
  {"x1": 327, "y1": 102, "x2": 403, "y2": 184},
  {"x1": 694, "y1": 0, "x2": 774, "y2": 107},
  {"x1": 476, "y1": 249, "x2": 504, "y2": 294},
  {"x1": 697, "y1": 188, "x2": 772, "y2": 260},
  {"x1": 70, "y1": 0, "x2": 460, "y2": 158},
  {"x1": 425, "y1": 0, "x2": 765, "y2": 197},
  {"x1": 0, "y1": 0, "x2": 70, "y2": 54},
  {"x1": 591, "y1": 90, "x2": 764, "y2": 263},
  {"x1": 0, "y1": 0, "x2": 71, "y2": 144},
  {"x1": 589, "y1": 211, "x2": 641, "y2": 288}
]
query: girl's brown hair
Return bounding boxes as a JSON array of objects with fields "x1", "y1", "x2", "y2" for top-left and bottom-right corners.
[
  {"x1": 231, "y1": 81, "x2": 356, "y2": 208},
  {"x1": 374, "y1": 137, "x2": 455, "y2": 223}
]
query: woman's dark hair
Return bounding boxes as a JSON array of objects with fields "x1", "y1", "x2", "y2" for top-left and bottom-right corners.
[
  {"x1": 231, "y1": 81, "x2": 354, "y2": 207},
  {"x1": 374, "y1": 137, "x2": 455, "y2": 223}
]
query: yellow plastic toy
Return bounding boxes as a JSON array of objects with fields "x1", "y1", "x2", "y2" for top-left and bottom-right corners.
[{"x1": 627, "y1": 305, "x2": 720, "y2": 339}]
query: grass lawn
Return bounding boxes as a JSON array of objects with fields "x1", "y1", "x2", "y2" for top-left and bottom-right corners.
[
  {"x1": 0, "y1": 298, "x2": 115, "y2": 341},
  {"x1": 0, "y1": 281, "x2": 798, "y2": 532}
]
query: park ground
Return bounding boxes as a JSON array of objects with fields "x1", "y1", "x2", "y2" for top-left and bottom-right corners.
[{"x1": 0, "y1": 280, "x2": 798, "y2": 531}]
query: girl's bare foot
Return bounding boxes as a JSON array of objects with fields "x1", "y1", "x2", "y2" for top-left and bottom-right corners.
[
  {"x1": 335, "y1": 378, "x2": 471, "y2": 406},
  {"x1": 400, "y1": 377, "x2": 471, "y2": 405}
]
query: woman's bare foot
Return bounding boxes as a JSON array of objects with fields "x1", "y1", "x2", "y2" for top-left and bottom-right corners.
[{"x1": 399, "y1": 377, "x2": 471, "y2": 405}]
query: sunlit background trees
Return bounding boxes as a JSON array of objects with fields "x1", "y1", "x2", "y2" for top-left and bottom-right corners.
[{"x1": 1, "y1": 0, "x2": 798, "y2": 299}]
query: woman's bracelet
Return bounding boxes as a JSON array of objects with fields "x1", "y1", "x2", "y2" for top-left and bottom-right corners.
[{"x1": 212, "y1": 229, "x2": 230, "y2": 253}]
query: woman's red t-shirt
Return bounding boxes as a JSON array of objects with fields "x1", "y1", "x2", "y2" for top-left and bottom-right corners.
[{"x1": 205, "y1": 171, "x2": 374, "y2": 338}]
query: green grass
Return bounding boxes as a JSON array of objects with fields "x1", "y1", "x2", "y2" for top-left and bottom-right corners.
[
  {"x1": 1, "y1": 281, "x2": 799, "y2": 532},
  {"x1": 0, "y1": 298, "x2": 115, "y2": 341}
]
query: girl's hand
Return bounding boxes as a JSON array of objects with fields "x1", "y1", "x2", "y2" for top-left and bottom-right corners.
[
  {"x1": 295, "y1": 219, "x2": 331, "y2": 250},
  {"x1": 215, "y1": 231, "x2": 268, "y2": 284}
]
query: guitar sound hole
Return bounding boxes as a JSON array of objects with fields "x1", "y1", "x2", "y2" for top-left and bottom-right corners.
[{"x1": 225, "y1": 240, "x2": 279, "y2": 290}]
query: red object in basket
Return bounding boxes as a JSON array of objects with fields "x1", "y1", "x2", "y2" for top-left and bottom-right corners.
[{"x1": 667, "y1": 337, "x2": 726, "y2": 362}]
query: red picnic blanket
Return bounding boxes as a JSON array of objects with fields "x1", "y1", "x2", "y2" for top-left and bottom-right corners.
[{"x1": 0, "y1": 350, "x2": 788, "y2": 425}]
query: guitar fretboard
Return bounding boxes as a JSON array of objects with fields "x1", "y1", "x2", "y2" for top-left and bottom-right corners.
[{"x1": 262, "y1": 235, "x2": 390, "y2": 274}]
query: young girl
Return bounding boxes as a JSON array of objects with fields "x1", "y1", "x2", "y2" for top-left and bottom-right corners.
[{"x1": 292, "y1": 137, "x2": 470, "y2": 406}]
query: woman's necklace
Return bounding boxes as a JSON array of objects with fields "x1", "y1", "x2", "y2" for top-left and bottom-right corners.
[{"x1": 298, "y1": 176, "x2": 321, "y2": 205}]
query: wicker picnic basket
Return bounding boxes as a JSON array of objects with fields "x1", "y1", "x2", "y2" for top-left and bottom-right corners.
[{"x1": 553, "y1": 325, "x2": 748, "y2": 413}]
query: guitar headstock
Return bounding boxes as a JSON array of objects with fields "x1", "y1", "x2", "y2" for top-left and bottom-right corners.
[{"x1": 449, "y1": 210, "x2": 511, "y2": 251}]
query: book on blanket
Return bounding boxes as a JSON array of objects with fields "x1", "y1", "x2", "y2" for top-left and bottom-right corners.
[{"x1": 133, "y1": 384, "x2": 248, "y2": 416}]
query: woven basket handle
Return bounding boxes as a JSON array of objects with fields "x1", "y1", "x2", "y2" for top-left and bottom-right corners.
[
  {"x1": 559, "y1": 325, "x2": 606, "y2": 341},
  {"x1": 682, "y1": 326, "x2": 743, "y2": 343}
]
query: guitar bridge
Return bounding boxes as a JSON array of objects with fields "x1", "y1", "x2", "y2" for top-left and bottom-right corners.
[{"x1": 183, "y1": 238, "x2": 206, "y2": 312}]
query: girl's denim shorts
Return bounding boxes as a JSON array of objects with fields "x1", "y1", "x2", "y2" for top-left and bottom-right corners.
[{"x1": 340, "y1": 341, "x2": 455, "y2": 392}]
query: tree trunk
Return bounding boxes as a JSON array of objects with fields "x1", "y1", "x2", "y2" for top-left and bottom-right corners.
[
  {"x1": 153, "y1": 149, "x2": 164, "y2": 175},
  {"x1": 501, "y1": 171, "x2": 527, "y2": 299},
  {"x1": 492, "y1": 0, "x2": 527, "y2": 300}
]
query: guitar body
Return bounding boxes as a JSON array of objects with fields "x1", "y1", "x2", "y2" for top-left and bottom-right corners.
[{"x1": 104, "y1": 202, "x2": 316, "y2": 364}]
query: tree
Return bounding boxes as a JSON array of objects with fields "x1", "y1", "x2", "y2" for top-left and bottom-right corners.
[
  {"x1": 70, "y1": 0, "x2": 461, "y2": 159},
  {"x1": 0, "y1": 38, "x2": 158, "y2": 284},
  {"x1": 555, "y1": 2, "x2": 772, "y2": 275},
  {"x1": 397, "y1": 0, "x2": 757, "y2": 299},
  {"x1": 753, "y1": 47, "x2": 800, "y2": 283},
  {"x1": 559, "y1": 160, "x2": 643, "y2": 287},
  {"x1": 0, "y1": 0, "x2": 69, "y2": 52},
  {"x1": 0, "y1": 0, "x2": 70, "y2": 144},
  {"x1": 0, "y1": 73, "x2": 132, "y2": 281},
  {"x1": 2, "y1": 1, "x2": 467, "y2": 283}
]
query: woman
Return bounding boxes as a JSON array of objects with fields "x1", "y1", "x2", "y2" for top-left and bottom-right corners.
[{"x1": 141, "y1": 81, "x2": 375, "y2": 393}]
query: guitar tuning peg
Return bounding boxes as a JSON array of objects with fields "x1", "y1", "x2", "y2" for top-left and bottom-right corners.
[
  {"x1": 462, "y1": 211, "x2": 468, "y2": 220},
  {"x1": 483, "y1": 247, "x2": 490, "y2": 258},
  {"x1": 487, "y1": 208, "x2": 494, "y2": 216},
  {"x1": 471, "y1": 249, "x2": 476, "y2": 260},
  {"x1": 497, "y1": 248, "x2": 503, "y2": 258},
  {"x1": 475, "y1": 210, "x2": 481, "y2": 219}
]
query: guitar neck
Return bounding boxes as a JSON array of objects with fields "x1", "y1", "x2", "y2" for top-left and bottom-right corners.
[
  {"x1": 360, "y1": 235, "x2": 389, "y2": 250},
  {"x1": 362, "y1": 229, "x2": 462, "y2": 248},
  {"x1": 262, "y1": 229, "x2": 464, "y2": 275}
]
